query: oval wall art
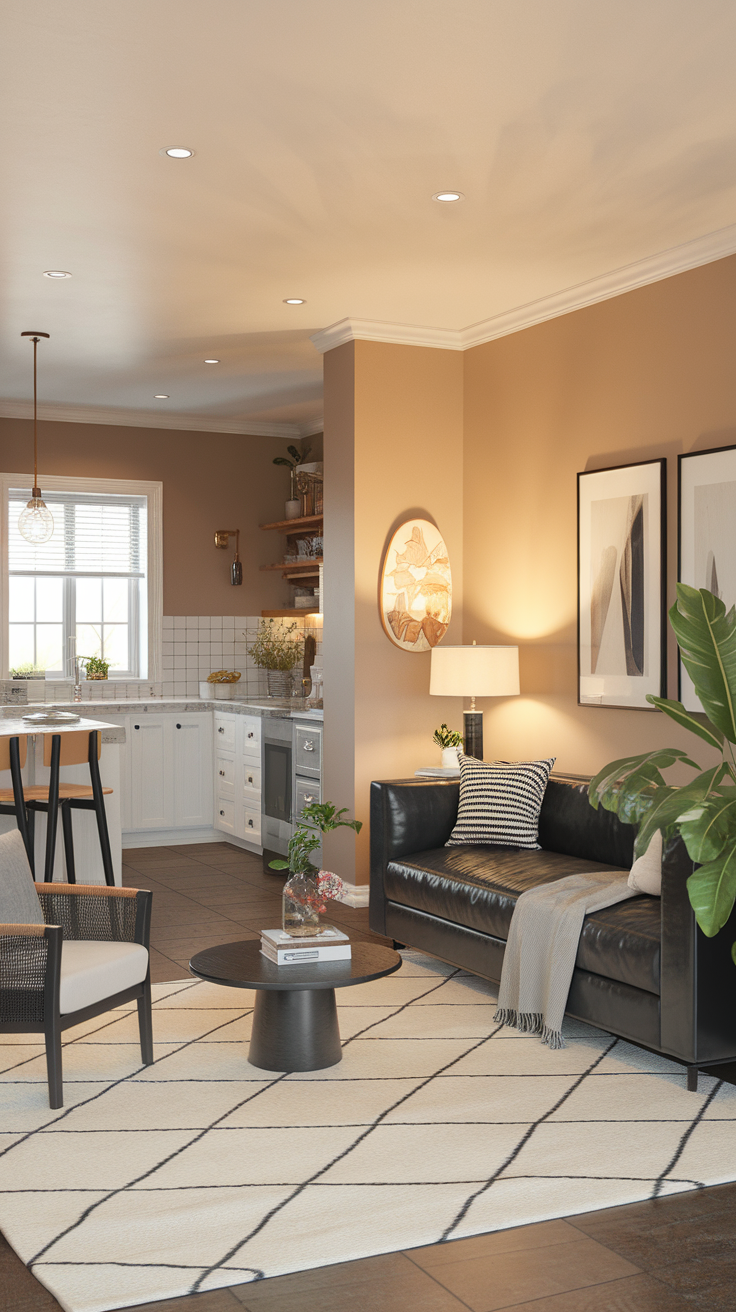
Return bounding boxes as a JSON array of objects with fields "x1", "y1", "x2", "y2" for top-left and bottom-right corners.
[{"x1": 380, "y1": 518, "x2": 452, "y2": 652}]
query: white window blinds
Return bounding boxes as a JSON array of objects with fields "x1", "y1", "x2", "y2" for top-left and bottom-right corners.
[{"x1": 8, "y1": 489, "x2": 147, "y2": 578}]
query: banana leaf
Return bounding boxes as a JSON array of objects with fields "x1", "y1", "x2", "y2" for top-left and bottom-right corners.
[
  {"x1": 669, "y1": 584, "x2": 736, "y2": 743},
  {"x1": 687, "y1": 839, "x2": 736, "y2": 936},
  {"x1": 678, "y1": 787, "x2": 736, "y2": 864},
  {"x1": 589, "y1": 748, "x2": 701, "y2": 823},
  {"x1": 633, "y1": 769, "x2": 724, "y2": 855},
  {"x1": 645, "y1": 694, "x2": 723, "y2": 751}
]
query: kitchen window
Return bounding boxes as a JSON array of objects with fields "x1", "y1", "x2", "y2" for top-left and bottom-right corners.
[{"x1": 2, "y1": 475, "x2": 162, "y2": 681}]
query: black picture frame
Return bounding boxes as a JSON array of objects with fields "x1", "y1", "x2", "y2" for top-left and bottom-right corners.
[
  {"x1": 577, "y1": 458, "x2": 666, "y2": 710},
  {"x1": 678, "y1": 443, "x2": 736, "y2": 709}
]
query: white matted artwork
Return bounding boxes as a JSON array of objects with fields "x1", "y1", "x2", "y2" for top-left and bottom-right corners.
[
  {"x1": 380, "y1": 518, "x2": 452, "y2": 652},
  {"x1": 578, "y1": 460, "x2": 666, "y2": 709},
  {"x1": 679, "y1": 444, "x2": 736, "y2": 711}
]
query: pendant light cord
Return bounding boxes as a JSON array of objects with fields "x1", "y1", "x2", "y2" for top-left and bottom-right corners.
[{"x1": 32, "y1": 335, "x2": 39, "y2": 495}]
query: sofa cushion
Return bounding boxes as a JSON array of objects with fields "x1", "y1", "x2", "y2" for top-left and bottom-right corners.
[
  {"x1": 447, "y1": 755, "x2": 555, "y2": 849},
  {"x1": 59, "y1": 941, "x2": 149, "y2": 1015},
  {"x1": 385, "y1": 845, "x2": 661, "y2": 996}
]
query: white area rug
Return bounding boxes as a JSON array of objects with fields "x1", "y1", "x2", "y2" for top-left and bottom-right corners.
[{"x1": 1, "y1": 951, "x2": 736, "y2": 1312}]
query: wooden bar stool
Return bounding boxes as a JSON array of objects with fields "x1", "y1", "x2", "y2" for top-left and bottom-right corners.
[
  {"x1": 11, "y1": 730, "x2": 115, "y2": 886},
  {"x1": 0, "y1": 734, "x2": 33, "y2": 869}
]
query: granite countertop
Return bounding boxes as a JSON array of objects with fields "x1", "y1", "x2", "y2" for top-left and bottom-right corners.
[{"x1": 1, "y1": 698, "x2": 323, "y2": 721}]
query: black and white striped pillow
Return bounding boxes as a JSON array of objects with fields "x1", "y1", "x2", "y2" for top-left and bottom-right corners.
[{"x1": 446, "y1": 754, "x2": 556, "y2": 850}]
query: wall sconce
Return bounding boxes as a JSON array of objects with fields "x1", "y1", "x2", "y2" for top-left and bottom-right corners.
[{"x1": 214, "y1": 529, "x2": 242, "y2": 585}]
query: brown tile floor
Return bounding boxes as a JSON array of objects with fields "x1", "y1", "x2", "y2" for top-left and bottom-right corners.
[{"x1": 2, "y1": 841, "x2": 736, "y2": 1312}]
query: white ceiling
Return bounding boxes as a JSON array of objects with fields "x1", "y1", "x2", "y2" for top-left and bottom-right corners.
[{"x1": 2, "y1": 0, "x2": 736, "y2": 436}]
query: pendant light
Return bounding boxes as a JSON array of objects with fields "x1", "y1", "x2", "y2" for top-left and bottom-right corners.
[{"x1": 18, "y1": 331, "x2": 54, "y2": 545}]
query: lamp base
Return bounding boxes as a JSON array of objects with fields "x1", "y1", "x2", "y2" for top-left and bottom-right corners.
[{"x1": 463, "y1": 710, "x2": 484, "y2": 761}]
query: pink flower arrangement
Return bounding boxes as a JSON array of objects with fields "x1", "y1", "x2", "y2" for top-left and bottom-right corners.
[{"x1": 292, "y1": 870, "x2": 345, "y2": 914}]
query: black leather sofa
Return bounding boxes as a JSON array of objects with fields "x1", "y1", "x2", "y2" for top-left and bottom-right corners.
[{"x1": 370, "y1": 776, "x2": 736, "y2": 1087}]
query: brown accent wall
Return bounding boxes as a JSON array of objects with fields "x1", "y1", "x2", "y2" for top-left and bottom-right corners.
[
  {"x1": 462, "y1": 254, "x2": 736, "y2": 775},
  {"x1": 323, "y1": 340, "x2": 464, "y2": 883},
  {"x1": 0, "y1": 417, "x2": 294, "y2": 614}
]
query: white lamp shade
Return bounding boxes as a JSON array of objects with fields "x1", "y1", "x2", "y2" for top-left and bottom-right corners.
[{"x1": 429, "y1": 645, "x2": 520, "y2": 697}]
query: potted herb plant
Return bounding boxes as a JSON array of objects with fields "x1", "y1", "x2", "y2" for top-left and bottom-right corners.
[
  {"x1": 80, "y1": 655, "x2": 110, "y2": 681},
  {"x1": 269, "y1": 801, "x2": 362, "y2": 936},
  {"x1": 246, "y1": 619, "x2": 303, "y2": 698},
  {"x1": 433, "y1": 723, "x2": 463, "y2": 768},
  {"x1": 590, "y1": 583, "x2": 736, "y2": 958},
  {"x1": 273, "y1": 443, "x2": 311, "y2": 520}
]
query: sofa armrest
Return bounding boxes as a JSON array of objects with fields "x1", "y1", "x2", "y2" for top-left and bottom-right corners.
[
  {"x1": 35, "y1": 885, "x2": 152, "y2": 949},
  {"x1": 0, "y1": 923, "x2": 62, "y2": 1024},
  {"x1": 370, "y1": 779, "x2": 459, "y2": 935}
]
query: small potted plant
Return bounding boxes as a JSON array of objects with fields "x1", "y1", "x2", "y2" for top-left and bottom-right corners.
[
  {"x1": 246, "y1": 619, "x2": 304, "y2": 698},
  {"x1": 80, "y1": 655, "x2": 110, "y2": 681},
  {"x1": 273, "y1": 443, "x2": 311, "y2": 520},
  {"x1": 269, "y1": 802, "x2": 362, "y2": 936},
  {"x1": 433, "y1": 723, "x2": 463, "y2": 768},
  {"x1": 9, "y1": 663, "x2": 47, "y2": 703}
]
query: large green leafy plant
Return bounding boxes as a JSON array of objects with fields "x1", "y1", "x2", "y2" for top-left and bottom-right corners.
[{"x1": 590, "y1": 583, "x2": 736, "y2": 956}]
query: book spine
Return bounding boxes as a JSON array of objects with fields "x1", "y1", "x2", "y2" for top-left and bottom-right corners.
[{"x1": 262, "y1": 945, "x2": 352, "y2": 963}]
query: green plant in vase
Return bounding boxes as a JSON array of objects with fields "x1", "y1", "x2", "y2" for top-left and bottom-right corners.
[
  {"x1": 433, "y1": 722, "x2": 463, "y2": 767},
  {"x1": 269, "y1": 802, "x2": 362, "y2": 937},
  {"x1": 590, "y1": 583, "x2": 736, "y2": 957},
  {"x1": 246, "y1": 619, "x2": 304, "y2": 697},
  {"x1": 80, "y1": 655, "x2": 110, "y2": 680}
]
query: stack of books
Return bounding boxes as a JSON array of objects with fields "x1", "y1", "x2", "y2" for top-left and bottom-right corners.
[{"x1": 260, "y1": 926, "x2": 351, "y2": 965}]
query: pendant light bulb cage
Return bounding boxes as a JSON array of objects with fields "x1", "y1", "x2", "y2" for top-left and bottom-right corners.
[{"x1": 18, "y1": 331, "x2": 54, "y2": 545}]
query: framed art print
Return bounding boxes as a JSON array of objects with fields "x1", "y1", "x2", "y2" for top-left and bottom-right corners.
[
  {"x1": 679, "y1": 444, "x2": 736, "y2": 711},
  {"x1": 578, "y1": 459, "x2": 666, "y2": 708},
  {"x1": 379, "y1": 518, "x2": 452, "y2": 652}
]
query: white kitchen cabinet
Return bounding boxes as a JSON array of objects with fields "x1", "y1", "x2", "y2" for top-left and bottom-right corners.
[
  {"x1": 173, "y1": 715, "x2": 213, "y2": 827},
  {"x1": 130, "y1": 715, "x2": 172, "y2": 830},
  {"x1": 214, "y1": 712, "x2": 262, "y2": 852},
  {"x1": 124, "y1": 711, "x2": 213, "y2": 836}
]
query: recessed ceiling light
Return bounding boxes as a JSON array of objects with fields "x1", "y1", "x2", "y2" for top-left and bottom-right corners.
[
  {"x1": 204, "y1": 358, "x2": 220, "y2": 364},
  {"x1": 154, "y1": 394, "x2": 169, "y2": 399},
  {"x1": 160, "y1": 146, "x2": 194, "y2": 159},
  {"x1": 432, "y1": 191, "x2": 464, "y2": 202},
  {"x1": 283, "y1": 298, "x2": 306, "y2": 305},
  {"x1": 43, "y1": 270, "x2": 71, "y2": 278}
]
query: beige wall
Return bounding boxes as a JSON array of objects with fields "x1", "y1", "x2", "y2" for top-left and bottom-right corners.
[
  {"x1": 0, "y1": 417, "x2": 296, "y2": 615},
  {"x1": 323, "y1": 340, "x2": 464, "y2": 882},
  {"x1": 462, "y1": 253, "x2": 736, "y2": 776}
]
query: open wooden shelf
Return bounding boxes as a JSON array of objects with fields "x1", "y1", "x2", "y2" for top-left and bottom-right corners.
[
  {"x1": 260, "y1": 514, "x2": 323, "y2": 533},
  {"x1": 260, "y1": 558, "x2": 323, "y2": 572},
  {"x1": 261, "y1": 608, "x2": 321, "y2": 618}
]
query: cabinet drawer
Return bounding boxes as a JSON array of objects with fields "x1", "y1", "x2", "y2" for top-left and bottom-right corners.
[
  {"x1": 294, "y1": 775, "x2": 321, "y2": 819},
  {"x1": 241, "y1": 716, "x2": 261, "y2": 758},
  {"x1": 214, "y1": 716, "x2": 236, "y2": 751},
  {"x1": 215, "y1": 798, "x2": 235, "y2": 834},
  {"x1": 295, "y1": 724, "x2": 321, "y2": 777},
  {"x1": 216, "y1": 755, "x2": 235, "y2": 801},
  {"x1": 242, "y1": 806, "x2": 261, "y2": 842},
  {"x1": 242, "y1": 762, "x2": 261, "y2": 802}
]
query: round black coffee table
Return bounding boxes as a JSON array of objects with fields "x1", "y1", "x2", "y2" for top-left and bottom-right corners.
[{"x1": 188, "y1": 939, "x2": 401, "y2": 1072}]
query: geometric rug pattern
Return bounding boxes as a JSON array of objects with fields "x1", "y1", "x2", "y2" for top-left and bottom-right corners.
[{"x1": 1, "y1": 951, "x2": 735, "y2": 1312}]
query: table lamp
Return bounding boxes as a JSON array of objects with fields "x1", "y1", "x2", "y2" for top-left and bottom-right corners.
[{"x1": 429, "y1": 643, "x2": 520, "y2": 760}]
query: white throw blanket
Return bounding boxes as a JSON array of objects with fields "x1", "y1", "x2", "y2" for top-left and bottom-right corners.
[{"x1": 494, "y1": 872, "x2": 638, "y2": 1049}]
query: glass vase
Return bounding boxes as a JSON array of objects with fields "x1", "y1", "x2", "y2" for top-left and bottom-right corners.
[
  {"x1": 282, "y1": 871, "x2": 326, "y2": 937},
  {"x1": 266, "y1": 669, "x2": 290, "y2": 698}
]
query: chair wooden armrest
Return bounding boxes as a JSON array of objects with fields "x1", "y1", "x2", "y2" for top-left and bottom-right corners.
[{"x1": 34, "y1": 885, "x2": 152, "y2": 949}]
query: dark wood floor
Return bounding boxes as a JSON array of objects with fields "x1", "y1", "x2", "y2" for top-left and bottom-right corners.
[{"x1": 2, "y1": 841, "x2": 736, "y2": 1312}]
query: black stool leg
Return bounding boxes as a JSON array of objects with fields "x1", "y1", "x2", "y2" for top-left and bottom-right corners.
[
  {"x1": 9, "y1": 736, "x2": 33, "y2": 873},
  {"x1": 44, "y1": 735, "x2": 61, "y2": 883},
  {"x1": 137, "y1": 976, "x2": 154, "y2": 1065},
  {"x1": 88, "y1": 732, "x2": 115, "y2": 886},
  {"x1": 61, "y1": 802, "x2": 76, "y2": 883}
]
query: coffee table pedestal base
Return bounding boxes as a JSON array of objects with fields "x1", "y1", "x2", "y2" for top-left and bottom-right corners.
[{"x1": 249, "y1": 986, "x2": 342, "y2": 1072}]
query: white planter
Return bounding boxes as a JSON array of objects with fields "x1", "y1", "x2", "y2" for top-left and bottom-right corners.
[
  {"x1": 214, "y1": 684, "x2": 233, "y2": 699},
  {"x1": 441, "y1": 746, "x2": 460, "y2": 769},
  {"x1": 198, "y1": 681, "x2": 215, "y2": 700},
  {"x1": 285, "y1": 499, "x2": 301, "y2": 520}
]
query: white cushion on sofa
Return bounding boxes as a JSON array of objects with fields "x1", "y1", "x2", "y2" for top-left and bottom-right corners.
[
  {"x1": 60, "y1": 941, "x2": 148, "y2": 1015},
  {"x1": 627, "y1": 828, "x2": 663, "y2": 896}
]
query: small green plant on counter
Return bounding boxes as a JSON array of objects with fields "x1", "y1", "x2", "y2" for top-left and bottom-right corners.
[
  {"x1": 246, "y1": 619, "x2": 303, "y2": 671},
  {"x1": 269, "y1": 802, "x2": 363, "y2": 876},
  {"x1": 10, "y1": 663, "x2": 46, "y2": 679},
  {"x1": 433, "y1": 723, "x2": 463, "y2": 749},
  {"x1": 80, "y1": 655, "x2": 110, "y2": 679}
]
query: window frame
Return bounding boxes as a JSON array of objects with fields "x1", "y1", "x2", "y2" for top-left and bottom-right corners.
[{"x1": 1, "y1": 473, "x2": 163, "y2": 682}]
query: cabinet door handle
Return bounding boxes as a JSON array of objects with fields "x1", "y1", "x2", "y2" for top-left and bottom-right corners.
[
  {"x1": 303, "y1": 741, "x2": 315, "y2": 751},
  {"x1": 134, "y1": 724, "x2": 140, "y2": 730},
  {"x1": 218, "y1": 727, "x2": 225, "y2": 733},
  {"x1": 303, "y1": 794, "x2": 315, "y2": 803},
  {"x1": 219, "y1": 809, "x2": 225, "y2": 817},
  {"x1": 219, "y1": 769, "x2": 225, "y2": 776},
  {"x1": 247, "y1": 731, "x2": 255, "y2": 739},
  {"x1": 176, "y1": 723, "x2": 181, "y2": 729},
  {"x1": 247, "y1": 775, "x2": 253, "y2": 784},
  {"x1": 247, "y1": 817, "x2": 254, "y2": 827}
]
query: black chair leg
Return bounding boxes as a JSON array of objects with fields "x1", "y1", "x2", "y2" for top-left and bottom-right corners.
[
  {"x1": 88, "y1": 733, "x2": 115, "y2": 886},
  {"x1": 61, "y1": 802, "x2": 76, "y2": 883},
  {"x1": 137, "y1": 977, "x2": 154, "y2": 1065},
  {"x1": 44, "y1": 735, "x2": 61, "y2": 883},
  {"x1": 9, "y1": 736, "x2": 33, "y2": 873},
  {"x1": 45, "y1": 1012, "x2": 63, "y2": 1109}
]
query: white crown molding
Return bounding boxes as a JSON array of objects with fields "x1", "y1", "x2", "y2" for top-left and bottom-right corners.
[
  {"x1": 310, "y1": 318, "x2": 461, "y2": 353},
  {"x1": 311, "y1": 222, "x2": 736, "y2": 356},
  {"x1": 300, "y1": 415, "x2": 324, "y2": 437},
  {"x1": 0, "y1": 400, "x2": 307, "y2": 440}
]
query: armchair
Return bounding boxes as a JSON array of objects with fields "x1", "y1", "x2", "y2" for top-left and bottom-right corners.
[{"x1": 0, "y1": 868, "x2": 153, "y2": 1109}]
